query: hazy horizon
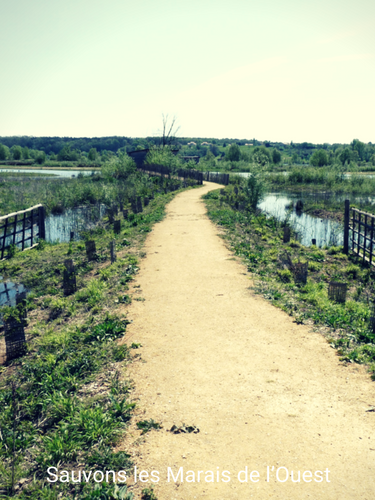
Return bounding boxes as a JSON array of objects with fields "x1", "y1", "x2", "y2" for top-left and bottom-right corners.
[{"x1": 1, "y1": 0, "x2": 374, "y2": 143}]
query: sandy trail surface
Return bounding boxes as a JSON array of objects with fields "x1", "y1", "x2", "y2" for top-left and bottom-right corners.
[{"x1": 121, "y1": 182, "x2": 375, "y2": 499}]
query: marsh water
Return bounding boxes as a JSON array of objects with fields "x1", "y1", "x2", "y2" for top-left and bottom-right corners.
[
  {"x1": 0, "y1": 169, "x2": 370, "y2": 307},
  {"x1": 45, "y1": 204, "x2": 107, "y2": 243},
  {"x1": 0, "y1": 168, "x2": 92, "y2": 177},
  {"x1": 0, "y1": 275, "x2": 27, "y2": 308},
  {"x1": 259, "y1": 193, "x2": 344, "y2": 247}
]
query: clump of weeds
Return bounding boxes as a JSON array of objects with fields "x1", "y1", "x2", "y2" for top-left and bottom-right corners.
[{"x1": 204, "y1": 188, "x2": 375, "y2": 377}]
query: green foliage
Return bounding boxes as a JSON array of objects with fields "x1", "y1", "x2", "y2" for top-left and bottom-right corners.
[
  {"x1": 88, "y1": 147, "x2": 98, "y2": 161},
  {"x1": 136, "y1": 419, "x2": 161, "y2": 434},
  {"x1": 277, "y1": 269, "x2": 292, "y2": 282},
  {"x1": 36, "y1": 151, "x2": 46, "y2": 164},
  {"x1": 308, "y1": 261, "x2": 322, "y2": 272},
  {"x1": 101, "y1": 155, "x2": 136, "y2": 180},
  {"x1": 252, "y1": 146, "x2": 271, "y2": 166},
  {"x1": 11, "y1": 145, "x2": 23, "y2": 160},
  {"x1": 310, "y1": 149, "x2": 329, "y2": 167},
  {"x1": 22, "y1": 146, "x2": 30, "y2": 159},
  {"x1": 226, "y1": 144, "x2": 241, "y2": 162},
  {"x1": 80, "y1": 483, "x2": 134, "y2": 500},
  {"x1": 0, "y1": 143, "x2": 7, "y2": 160},
  {"x1": 327, "y1": 246, "x2": 344, "y2": 255},
  {"x1": 141, "y1": 486, "x2": 158, "y2": 500},
  {"x1": 243, "y1": 169, "x2": 267, "y2": 209},
  {"x1": 203, "y1": 194, "x2": 375, "y2": 376},
  {"x1": 57, "y1": 145, "x2": 79, "y2": 161},
  {"x1": 272, "y1": 148, "x2": 281, "y2": 164},
  {"x1": 76, "y1": 279, "x2": 106, "y2": 308},
  {"x1": 309, "y1": 250, "x2": 325, "y2": 262},
  {"x1": 145, "y1": 146, "x2": 181, "y2": 172},
  {"x1": 342, "y1": 264, "x2": 361, "y2": 279},
  {"x1": 6, "y1": 243, "x2": 18, "y2": 259},
  {"x1": 0, "y1": 314, "x2": 133, "y2": 496}
]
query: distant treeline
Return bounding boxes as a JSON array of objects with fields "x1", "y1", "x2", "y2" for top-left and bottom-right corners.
[{"x1": 0, "y1": 136, "x2": 374, "y2": 169}]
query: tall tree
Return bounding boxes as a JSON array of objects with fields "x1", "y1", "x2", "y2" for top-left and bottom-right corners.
[
  {"x1": 226, "y1": 143, "x2": 241, "y2": 162},
  {"x1": 351, "y1": 139, "x2": 365, "y2": 161},
  {"x1": 310, "y1": 149, "x2": 329, "y2": 167},
  {"x1": 88, "y1": 148, "x2": 97, "y2": 161},
  {"x1": 22, "y1": 146, "x2": 30, "y2": 159},
  {"x1": 11, "y1": 145, "x2": 22, "y2": 160},
  {"x1": 272, "y1": 148, "x2": 281, "y2": 164}
]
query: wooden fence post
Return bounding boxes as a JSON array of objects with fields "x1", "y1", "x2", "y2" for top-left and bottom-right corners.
[
  {"x1": 110, "y1": 240, "x2": 116, "y2": 264},
  {"x1": 38, "y1": 205, "x2": 46, "y2": 240},
  {"x1": 1, "y1": 216, "x2": 8, "y2": 260},
  {"x1": 343, "y1": 199, "x2": 350, "y2": 255},
  {"x1": 370, "y1": 217, "x2": 374, "y2": 265}
]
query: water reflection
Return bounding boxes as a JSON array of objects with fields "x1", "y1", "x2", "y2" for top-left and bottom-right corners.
[
  {"x1": 45, "y1": 204, "x2": 107, "y2": 243},
  {"x1": 0, "y1": 168, "x2": 93, "y2": 178},
  {"x1": 0, "y1": 275, "x2": 27, "y2": 308},
  {"x1": 259, "y1": 193, "x2": 344, "y2": 248}
]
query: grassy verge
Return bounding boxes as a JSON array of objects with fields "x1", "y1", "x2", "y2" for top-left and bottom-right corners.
[
  {"x1": 267, "y1": 166, "x2": 375, "y2": 219},
  {"x1": 0, "y1": 165, "x2": 196, "y2": 216},
  {"x1": 0, "y1": 184, "x2": 187, "y2": 498},
  {"x1": 203, "y1": 189, "x2": 375, "y2": 377}
]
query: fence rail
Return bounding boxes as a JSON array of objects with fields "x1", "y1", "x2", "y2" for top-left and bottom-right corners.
[
  {"x1": 344, "y1": 200, "x2": 375, "y2": 265},
  {"x1": 137, "y1": 165, "x2": 231, "y2": 186},
  {"x1": 202, "y1": 172, "x2": 230, "y2": 185},
  {"x1": 137, "y1": 164, "x2": 203, "y2": 184},
  {"x1": 0, "y1": 204, "x2": 45, "y2": 259}
]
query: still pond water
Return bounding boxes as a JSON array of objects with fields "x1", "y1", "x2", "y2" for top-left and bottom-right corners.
[
  {"x1": 259, "y1": 193, "x2": 344, "y2": 248},
  {"x1": 0, "y1": 168, "x2": 92, "y2": 177}
]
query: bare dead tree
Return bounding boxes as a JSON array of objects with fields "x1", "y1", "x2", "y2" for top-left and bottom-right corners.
[{"x1": 160, "y1": 114, "x2": 180, "y2": 148}]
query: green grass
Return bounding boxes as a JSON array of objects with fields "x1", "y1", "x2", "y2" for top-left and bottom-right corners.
[
  {"x1": 204, "y1": 189, "x2": 375, "y2": 377},
  {"x1": 136, "y1": 419, "x2": 162, "y2": 435},
  {"x1": 0, "y1": 164, "x2": 198, "y2": 216},
  {"x1": 0, "y1": 177, "x2": 195, "y2": 499},
  {"x1": 267, "y1": 166, "x2": 375, "y2": 218}
]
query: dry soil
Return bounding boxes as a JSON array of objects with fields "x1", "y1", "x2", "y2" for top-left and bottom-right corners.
[{"x1": 120, "y1": 182, "x2": 375, "y2": 499}]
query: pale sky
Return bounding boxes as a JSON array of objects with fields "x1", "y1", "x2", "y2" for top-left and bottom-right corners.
[{"x1": 1, "y1": 0, "x2": 374, "y2": 143}]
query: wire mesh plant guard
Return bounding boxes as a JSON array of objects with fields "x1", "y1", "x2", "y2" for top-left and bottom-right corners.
[
  {"x1": 370, "y1": 301, "x2": 375, "y2": 334},
  {"x1": 131, "y1": 200, "x2": 138, "y2": 214},
  {"x1": 278, "y1": 251, "x2": 294, "y2": 271},
  {"x1": 328, "y1": 282, "x2": 347, "y2": 304},
  {"x1": 110, "y1": 240, "x2": 116, "y2": 264},
  {"x1": 107, "y1": 208, "x2": 115, "y2": 223},
  {"x1": 1, "y1": 291, "x2": 27, "y2": 363},
  {"x1": 113, "y1": 220, "x2": 121, "y2": 234},
  {"x1": 63, "y1": 259, "x2": 77, "y2": 296},
  {"x1": 283, "y1": 226, "x2": 291, "y2": 243},
  {"x1": 85, "y1": 240, "x2": 97, "y2": 261},
  {"x1": 137, "y1": 197, "x2": 143, "y2": 213},
  {"x1": 293, "y1": 261, "x2": 308, "y2": 285}
]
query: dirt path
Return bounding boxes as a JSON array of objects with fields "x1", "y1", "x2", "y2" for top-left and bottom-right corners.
[{"x1": 121, "y1": 183, "x2": 375, "y2": 499}]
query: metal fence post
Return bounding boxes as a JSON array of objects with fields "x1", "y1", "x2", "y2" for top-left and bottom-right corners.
[{"x1": 343, "y1": 199, "x2": 350, "y2": 255}]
